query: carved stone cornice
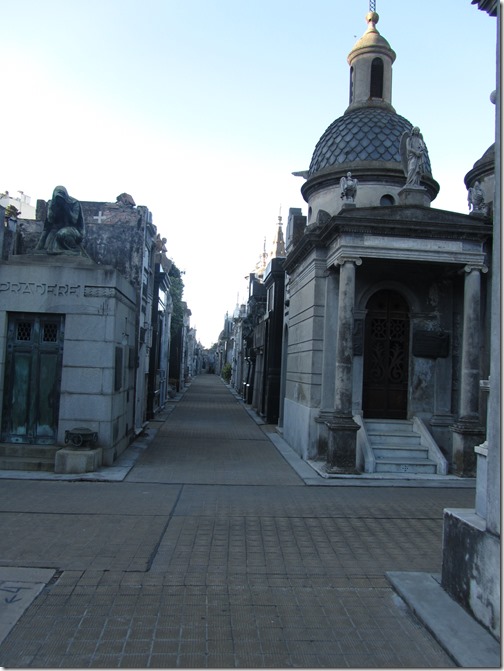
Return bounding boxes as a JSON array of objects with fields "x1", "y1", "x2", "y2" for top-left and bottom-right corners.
[{"x1": 284, "y1": 207, "x2": 491, "y2": 276}]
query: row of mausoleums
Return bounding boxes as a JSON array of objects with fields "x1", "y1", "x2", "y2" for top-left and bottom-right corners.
[
  {"x1": 220, "y1": 176, "x2": 494, "y2": 481},
  {"x1": 0, "y1": 191, "x2": 203, "y2": 470}
]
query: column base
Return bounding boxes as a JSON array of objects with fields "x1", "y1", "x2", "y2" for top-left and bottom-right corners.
[
  {"x1": 324, "y1": 414, "x2": 360, "y2": 474},
  {"x1": 451, "y1": 419, "x2": 485, "y2": 477}
]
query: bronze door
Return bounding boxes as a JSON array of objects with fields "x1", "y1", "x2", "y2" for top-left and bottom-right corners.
[
  {"x1": 363, "y1": 290, "x2": 409, "y2": 419},
  {"x1": 1, "y1": 314, "x2": 64, "y2": 443}
]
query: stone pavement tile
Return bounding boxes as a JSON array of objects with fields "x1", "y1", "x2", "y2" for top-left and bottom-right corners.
[
  {"x1": 0, "y1": 480, "x2": 182, "y2": 516},
  {"x1": 206, "y1": 653, "x2": 235, "y2": 668},
  {"x1": 177, "y1": 652, "x2": 208, "y2": 667},
  {"x1": 86, "y1": 654, "x2": 121, "y2": 668},
  {"x1": 127, "y1": 438, "x2": 302, "y2": 486},
  {"x1": 118, "y1": 653, "x2": 152, "y2": 667},
  {"x1": 149, "y1": 652, "x2": 179, "y2": 667},
  {"x1": 172, "y1": 482, "x2": 475, "y2": 518},
  {"x1": 0, "y1": 513, "x2": 168, "y2": 572},
  {"x1": 0, "y1": 568, "x2": 458, "y2": 668},
  {"x1": 150, "y1": 513, "x2": 448, "y2": 578}
]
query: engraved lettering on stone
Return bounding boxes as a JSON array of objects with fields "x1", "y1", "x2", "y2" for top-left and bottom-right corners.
[{"x1": 0, "y1": 282, "x2": 81, "y2": 296}]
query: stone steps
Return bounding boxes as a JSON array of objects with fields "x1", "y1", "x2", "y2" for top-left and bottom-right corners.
[
  {"x1": 0, "y1": 444, "x2": 58, "y2": 472},
  {"x1": 365, "y1": 420, "x2": 438, "y2": 474}
]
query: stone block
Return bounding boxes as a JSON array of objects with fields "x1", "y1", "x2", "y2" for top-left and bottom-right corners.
[
  {"x1": 62, "y1": 368, "x2": 104, "y2": 394},
  {"x1": 63, "y1": 315, "x2": 108, "y2": 342},
  {"x1": 59, "y1": 392, "x2": 112, "y2": 422},
  {"x1": 62, "y1": 339, "x2": 115, "y2": 368},
  {"x1": 54, "y1": 447, "x2": 103, "y2": 474}
]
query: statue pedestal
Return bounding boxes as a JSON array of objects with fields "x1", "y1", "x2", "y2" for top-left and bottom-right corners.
[
  {"x1": 55, "y1": 447, "x2": 103, "y2": 474},
  {"x1": 398, "y1": 186, "x2": 430, "y2": 207}
]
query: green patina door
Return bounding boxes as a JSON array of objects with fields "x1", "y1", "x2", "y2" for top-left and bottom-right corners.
[{"x1": 2, "y1": 314, "x2": 64, "y2": 444}]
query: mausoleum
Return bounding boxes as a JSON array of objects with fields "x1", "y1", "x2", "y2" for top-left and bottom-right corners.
[{"x1": 283, "y1": 11, "x2": 493, "y2": 478}]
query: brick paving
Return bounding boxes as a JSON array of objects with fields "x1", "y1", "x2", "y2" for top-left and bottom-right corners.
[{"x1": 0, "y1": 374, "x2": 476, "y2": 667}]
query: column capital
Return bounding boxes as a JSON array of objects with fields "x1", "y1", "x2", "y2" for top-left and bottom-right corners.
[
  {"x1": 463, "y1": 263, "x2": 488, "y2": 274},
  {"x1": 334, "y1": 256, "x2": 362, "y2": 268}
]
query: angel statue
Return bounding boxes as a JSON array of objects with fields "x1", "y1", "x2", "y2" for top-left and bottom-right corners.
[
  {"x1": 467, "y1": 180, "x2": 488, "y2": 215},
  {"x1": 400, "y1": 127, "x2": 426, "y2": 187},
  {"x1": 340, "y1": 171, "x2": 358, "y2": 202}
]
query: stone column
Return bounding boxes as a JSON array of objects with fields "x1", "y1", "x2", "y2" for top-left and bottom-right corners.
[
  {"x1": 452, "y1": 264, "x2": 487, "y2": 476},
  {"x1": 326, "y1": 256, "x2": 361, "y2": 473}
]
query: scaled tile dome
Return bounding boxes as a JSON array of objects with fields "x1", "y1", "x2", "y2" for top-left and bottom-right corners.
[{"x1": 308, "y1": 107, "x2": 434, "y2": 178}]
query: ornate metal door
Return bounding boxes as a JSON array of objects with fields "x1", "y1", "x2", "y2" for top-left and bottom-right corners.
[
  {"x1": 363, "y1": 290, "x2": 410, "y2": 419},
  {"x1": 1, "y1": 314, "x2": 64, "y2": 443}
]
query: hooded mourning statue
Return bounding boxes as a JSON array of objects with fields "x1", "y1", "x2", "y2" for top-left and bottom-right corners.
[{"x1": 35, "y1": 185, "x2": 85, "y2": 254}]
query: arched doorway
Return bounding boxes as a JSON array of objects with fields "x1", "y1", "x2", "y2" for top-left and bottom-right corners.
[{"x1": 362, "y1": 290, "x2": 410, "y2": 419}]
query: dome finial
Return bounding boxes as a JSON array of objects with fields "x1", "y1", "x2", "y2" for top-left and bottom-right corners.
[{"x1": 366, "y1": 10, "x2": 379, "y2": 31}]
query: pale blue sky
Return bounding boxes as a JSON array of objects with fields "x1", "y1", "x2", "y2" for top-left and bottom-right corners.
[{"x1": 2, "y1": 1, "x2": 497, "y2": 347}]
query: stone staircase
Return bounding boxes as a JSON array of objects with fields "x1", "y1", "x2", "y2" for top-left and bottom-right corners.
[
  {"x1": 361, "y1": 418, "x2": 447, "y2": 475},
  {"x1": 0, "y1": 443, "x2": 59, "y2": 472}
]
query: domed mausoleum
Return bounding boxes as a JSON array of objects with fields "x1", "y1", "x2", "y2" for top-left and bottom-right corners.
[
  {"x1": 301, "y1": 12, "x2": 439, "y2": 221},
  {"x1": 283, "y1": 11, "x2": 493, "y2": 484}
]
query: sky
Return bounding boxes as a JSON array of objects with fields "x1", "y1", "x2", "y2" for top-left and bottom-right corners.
[{"x1": 2, "y1": 0, "x2": 497, "y2": 348}]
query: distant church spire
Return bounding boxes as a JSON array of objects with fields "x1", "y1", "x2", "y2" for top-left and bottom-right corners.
[{"x1": 271, "y1": 212, "x2": 286, "y2": 259}]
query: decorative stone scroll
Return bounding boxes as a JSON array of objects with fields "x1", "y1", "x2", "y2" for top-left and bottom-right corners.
[{"x1": 64, "y1": 427, "x2": 98, "y2": 448}]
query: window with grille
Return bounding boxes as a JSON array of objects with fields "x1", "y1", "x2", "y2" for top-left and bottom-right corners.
[
  {"x1": 43, "y1": 323, "x2": 59, "y2": 342},
  {"x1": 16, "y1": 322, "x2": 32, "y2": 341}
]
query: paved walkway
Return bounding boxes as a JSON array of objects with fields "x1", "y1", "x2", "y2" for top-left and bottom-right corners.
[{"x1": 0, "y1": 374, "x2": 494, "y2": 667}]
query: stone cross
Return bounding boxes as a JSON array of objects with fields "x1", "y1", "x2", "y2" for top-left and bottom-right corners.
[{"x1": 93, "y1": 211, "x2": 108, "y2": 224}]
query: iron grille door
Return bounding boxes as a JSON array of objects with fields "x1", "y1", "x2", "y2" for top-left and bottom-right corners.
[{"x1": 363, "y1": 291, "x2": 410, "y2": 419}]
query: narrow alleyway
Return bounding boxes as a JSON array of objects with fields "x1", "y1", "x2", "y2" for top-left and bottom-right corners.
[{"x1": 0, "y1": 374, "x2": 479, "y2": 667}]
